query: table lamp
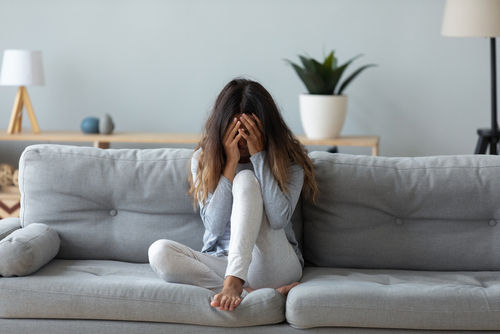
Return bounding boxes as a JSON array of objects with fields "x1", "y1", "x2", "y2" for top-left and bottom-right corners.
[
  {"x1": 0, "y1": 50, "x2": 45, "y2": 134},
  {"x1": 442, "y1": 0, "x2": 500, "y2": 154}
]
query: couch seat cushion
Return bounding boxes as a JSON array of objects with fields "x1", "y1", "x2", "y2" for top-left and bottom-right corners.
[
  {"x1": 0, "y1": 259, "x2": 285, "y2": 327},
  {"x1": 286, "y1": 267, "x2": 500, "y2": 330}
]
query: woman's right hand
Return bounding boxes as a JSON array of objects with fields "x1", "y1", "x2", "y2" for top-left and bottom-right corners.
[{"x1": 223, "y1": 117, "x2": 243, "y2": 164}]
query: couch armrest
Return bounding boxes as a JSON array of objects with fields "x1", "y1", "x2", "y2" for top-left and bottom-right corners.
[{"x1": 0, "y1": 217, "x2": 21, "y2": 240}]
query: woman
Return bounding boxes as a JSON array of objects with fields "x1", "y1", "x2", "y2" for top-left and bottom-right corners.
[{"x1": 149, "y1": 78, "x2": 318, "y2": 312}]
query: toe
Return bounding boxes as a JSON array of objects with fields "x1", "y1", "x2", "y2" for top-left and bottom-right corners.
[
  {"x1": 232, "y1": 298, "x2": 242, "y2": 310},
  {"x1": 219, "y1": 297, "x2": 228, "y2": 310},
  {"x1": 229, "y1": 298, "x2": 239, "y2": 311},
  {"x1": 211, "y1": 294, "x2": 220, "y2": 307}
]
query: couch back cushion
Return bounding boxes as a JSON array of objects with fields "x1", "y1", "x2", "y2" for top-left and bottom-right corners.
[
  {"x1": 19, "y1": 145, "x2": 303, "y2": 263},
  {"x1": 303, "y1": 152, "x2": 500, "y2": 271},
  {"x1": 20, "y1": 145, "x2": 202, "y2": 263}
]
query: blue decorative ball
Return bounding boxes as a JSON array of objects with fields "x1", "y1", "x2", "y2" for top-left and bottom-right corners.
[{"x1": 81, "y1": 117, "x2": 100, "y2": 134}]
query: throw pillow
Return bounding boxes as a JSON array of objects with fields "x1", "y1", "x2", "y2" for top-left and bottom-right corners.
[
  {"x1": 0, "y1": 223, "x2": 60, "y2": 277},
  {"x1": 0, "y1": 217, "x2": 21, "y2": 240}
]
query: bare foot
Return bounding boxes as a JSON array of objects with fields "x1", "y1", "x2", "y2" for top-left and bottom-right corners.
[
  {"x1": 276, "y1": 282, "x2": 300, "y2": 297},
  {"x1": 211, "y1": 276, "x2": 244, "y2": 311}
]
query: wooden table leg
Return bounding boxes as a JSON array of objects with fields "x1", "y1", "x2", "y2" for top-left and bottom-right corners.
[{"x1": 94, "y1": 141, "x2": 110, "y2": 149}]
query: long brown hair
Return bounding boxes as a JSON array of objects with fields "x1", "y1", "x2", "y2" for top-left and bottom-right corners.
[{"x1": 188, "y1": 78, "x2": 318, "y2": 208}]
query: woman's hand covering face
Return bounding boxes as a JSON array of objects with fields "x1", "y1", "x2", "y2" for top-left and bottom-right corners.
[
  {"x1": 223, "y1": 118, "x2": 243, "y2": 164},
  {"x1": 239, "y1": 113, "x2": 264, "y2": 156}
]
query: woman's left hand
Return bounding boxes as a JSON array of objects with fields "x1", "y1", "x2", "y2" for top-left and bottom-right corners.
[{"x1": 239, "y1": 113, "x2": 264, "y2": 156}]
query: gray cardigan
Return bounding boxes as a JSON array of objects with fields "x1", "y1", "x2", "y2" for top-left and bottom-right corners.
[{"x1": 190, "y1": 148, "x2": 305, "y2": 267}]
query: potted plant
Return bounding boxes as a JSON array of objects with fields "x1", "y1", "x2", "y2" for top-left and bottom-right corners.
[{"x1": 285, "y1": 51, "x2": 376, "y2": 139}]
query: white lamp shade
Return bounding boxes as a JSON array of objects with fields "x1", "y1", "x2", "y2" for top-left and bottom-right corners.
[
  {"x1": 442, "y1": 0, "x2": 500, "y2": 37},
  {"x1": 0, "y1": 50, "x2": 45, "y2": 86}
]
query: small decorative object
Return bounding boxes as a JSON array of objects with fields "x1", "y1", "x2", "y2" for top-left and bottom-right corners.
[
  {"x1": 0, "y1": 163, "x2": 14, "y2": 187},
  {"x1": 12, "y1": 169, "x2": 19, "y2": 187},
  {"x1": 99, "y1": 114, "x2": 115, "y2": 134},
  {"x1": 285, "y1": 51, "x2": 376, "y2": 139},
  {"x1": 80, "y1": 117, "x2": 100, "y2": 134},
  {"x1": 0, "y1": 164, "x2": 19, "y2": 196},
  {"x1": 442, "y1": 0, "x2": 500, "y2": 154},
  {"x1": 0, "y1": 50, "x2": 45, "y2": 134}
]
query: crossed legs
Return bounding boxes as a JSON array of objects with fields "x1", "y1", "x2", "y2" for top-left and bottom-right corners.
[{"x1": 148, "y1": 170, "x2": 302, "y2": 311}]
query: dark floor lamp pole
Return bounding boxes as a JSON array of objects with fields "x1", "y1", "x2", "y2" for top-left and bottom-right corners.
[
  {"x1": 442, "y1": 0, "x2": 500, "y2": 155},
  {"x1": 475, "y1": 38, "x2": 499, "y2": 154}
]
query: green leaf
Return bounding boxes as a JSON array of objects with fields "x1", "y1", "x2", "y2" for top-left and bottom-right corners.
[
  {"x1": 311, "y1": 59, "x2": 330, "y2": 80},
  {"x1": 284, "y1": 59, "x2": 308, "y2": 84},
  {"x1": 284, "y1": 59, "x2": 325, "y2": 94},
  {"x1": 337, "y1": 64, "x2": 377, "y2": 95},
  {"x1": 302, "y1": 71, "x2": 327, "y2": 94},
  {"x1": 327, "y1": 54, "x2": 365, "y2": 94},
  {"x1": 285, "y1": 52, "x2": 372, "y2": 95},
  {"x1": 323, "y1": 51, "x2": 335, "y2": 70},
  {"x1": 331, "y1": 55, "x2": 337, "y2": 69},
  {"x1": 326, "y1": 63, "x2": 348, "y2": 94},
  {"x1": 299, "y1": 56, "x2": 316, "y2": 72}
]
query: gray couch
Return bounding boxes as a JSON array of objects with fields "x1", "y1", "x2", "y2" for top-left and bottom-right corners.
[{"x1": 0, "y1": 144, "x2": 499, "y2": 333}]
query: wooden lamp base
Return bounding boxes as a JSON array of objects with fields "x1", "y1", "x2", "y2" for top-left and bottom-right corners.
[{"x1": 7, "y1": 86, "x2": 40, "y2": 134}]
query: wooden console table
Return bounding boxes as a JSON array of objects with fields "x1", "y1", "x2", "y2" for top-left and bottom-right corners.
[{"x1": 0, "y1": 130, "x2": 380, "y2": 156}]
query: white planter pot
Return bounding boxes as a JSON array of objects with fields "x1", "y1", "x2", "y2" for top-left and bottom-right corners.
[{"x1": 299, "y1": 94, "x2": 348, "y2": 139}]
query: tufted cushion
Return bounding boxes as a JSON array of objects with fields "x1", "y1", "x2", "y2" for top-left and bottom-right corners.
[
  {"x1": 19, "y1": 145, "x2": 204, "y2": 263},
  {"x1": 287, "y1": 267, "x2": 500, "y2": 330},
  {"x1": 0, "y1": 259, "x2": 286, "y2": 327},
  {"x1": 303, "y1": 153, "x2": 500, "y2": 271}
]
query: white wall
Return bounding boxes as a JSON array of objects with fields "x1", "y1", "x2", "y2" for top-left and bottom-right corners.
[{"x1": 0, "y1": 0, "x2": 497, "y2": 166}]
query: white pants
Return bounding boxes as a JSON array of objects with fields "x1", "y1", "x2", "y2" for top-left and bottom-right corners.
[{"x1": 148, "y1": 170, "x2": 302, "y2": 292}]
